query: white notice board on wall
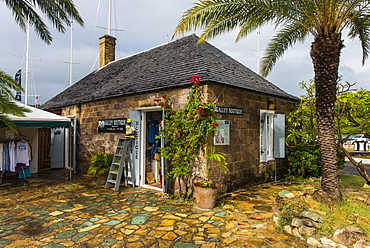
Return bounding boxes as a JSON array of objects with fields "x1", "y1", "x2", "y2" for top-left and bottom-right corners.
[{"x1": 214, "y1": 120, "x2": 230, "y2": 145}]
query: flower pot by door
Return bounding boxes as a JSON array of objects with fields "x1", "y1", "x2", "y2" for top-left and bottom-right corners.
[{"x1": 194, "y1": 182, "x2": 219, "y2": 209}]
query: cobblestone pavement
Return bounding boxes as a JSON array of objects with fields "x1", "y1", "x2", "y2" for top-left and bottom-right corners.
[{"x1": 0, "y1": 171, "x2": 309, "y2": 248}]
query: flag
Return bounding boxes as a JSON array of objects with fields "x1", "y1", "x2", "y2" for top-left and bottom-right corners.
[{"x1": 15, "y1": 69, "x2": 22, "y2": 101}]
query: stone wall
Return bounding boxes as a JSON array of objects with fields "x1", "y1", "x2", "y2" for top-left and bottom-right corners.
[
  {"x1": 60, "y1": 82, "x2": 296, "y2": 193},
  {"x1": 61, "y1": 87, "x2": 191, "y2": 173},
  {"x1": 206, "y1": 83, "x2": 296, "y2": 192}
]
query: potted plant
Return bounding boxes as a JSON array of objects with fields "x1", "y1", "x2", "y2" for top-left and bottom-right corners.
[
  {"x1": 87, "y1": 152, "x2": 114, "y2": 184},
  {"x1": 194, "y1": 146, "x2": 228, "y2": 209}
]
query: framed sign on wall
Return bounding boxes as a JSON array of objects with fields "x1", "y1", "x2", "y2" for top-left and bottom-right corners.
[{"x1": 214, "y1": 120, "x2": 230, "y2": 145}]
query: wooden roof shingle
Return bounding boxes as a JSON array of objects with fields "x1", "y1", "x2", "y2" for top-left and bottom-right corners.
[{"x1": 41, "y1": 34, "x2": 297, "y2": 110}]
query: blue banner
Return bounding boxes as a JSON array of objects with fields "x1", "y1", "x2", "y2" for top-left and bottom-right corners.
[{"x1": 15, "y1": 69, "x2": 21, "y2": 101}]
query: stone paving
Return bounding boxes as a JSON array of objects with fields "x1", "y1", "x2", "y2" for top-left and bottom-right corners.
[{"x1": 0, "y1": 171, "x2": 310, "y2": 248}]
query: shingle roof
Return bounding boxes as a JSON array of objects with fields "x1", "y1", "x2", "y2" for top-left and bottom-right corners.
[{"x1": 41, "y1": 34, "x2": 297, "y2": 110}]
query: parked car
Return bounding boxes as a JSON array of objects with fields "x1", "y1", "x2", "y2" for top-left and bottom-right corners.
[{"x1": 345, "y1": 134, "x2": 370, "y2": 145}]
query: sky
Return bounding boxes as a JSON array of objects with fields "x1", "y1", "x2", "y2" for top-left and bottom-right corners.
[{"x1": 0, "y1": 0, "x2": 369, "y2": 104}]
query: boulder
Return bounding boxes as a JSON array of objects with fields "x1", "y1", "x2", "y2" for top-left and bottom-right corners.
[
  {"x1": 354, "y1": 240, "x2": 370, "y2": 248},
  {"x1": 284, "y1": 225, "x2": 293, "y2": 235},
  {"x1": 307, "y1": 237, "x2": 321, "y2": 247},
  {"x1": 298, "y1": 225, "x2": 316, "y2": 236},
  {"x1": 333, "y1": 229, "x2": 367, "y2": 246},
  {"x1": 300, "y1": 211, "x2": 323, "y2": 223},
  {"x1": 320, "y1": 237, "x2": 337, "y2": 247},
  {"x1": 292, "y1": 227, "x2": 304, "y2": 239},
  {"x1": 291, "y1": 218, "x2": 304, "y2": 228},
  {"x1": 278, "y1": 190, "x2": 296, "y2": 199},
  {"x1": 333, "y1": 229, "x2": 354, "y2": 246},
  {"x1": 301, "y1": 218, "x2": 320, "y2": 229}
]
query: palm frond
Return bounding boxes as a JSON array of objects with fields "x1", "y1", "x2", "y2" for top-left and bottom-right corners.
[
  {"x1": 261, "y1": 22, "x2": 309, "y2": 76},
  {"x1": 347, "y1": 13, "x2": 370, "y2": 65},
  {"x1": 0, "y1": 96, "x2": 30, "y2": 117},
  {"x1": 3, "y1": 0, "x2": 84, "y2": 44}
]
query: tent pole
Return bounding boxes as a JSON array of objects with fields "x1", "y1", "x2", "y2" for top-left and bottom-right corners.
[{"x1": 73, "y1": 117, "x2": 77, "y2": 172}]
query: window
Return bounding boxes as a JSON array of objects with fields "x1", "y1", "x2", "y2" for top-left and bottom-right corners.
[{"x1": 260, "y1": 110, "x2": 285, "y2": 162}]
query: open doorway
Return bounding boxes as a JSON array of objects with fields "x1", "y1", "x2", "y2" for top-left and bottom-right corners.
[{"x1": 141, "y1": 110, "x2": 163, "y2": 190}]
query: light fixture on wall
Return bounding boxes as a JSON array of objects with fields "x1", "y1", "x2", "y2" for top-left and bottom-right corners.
[{"x1": 267, "y1": 99, "x2": 275, "y2": 110}]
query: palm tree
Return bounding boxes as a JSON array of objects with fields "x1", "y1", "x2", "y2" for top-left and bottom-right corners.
[
  {"x1": 0, "y1": 0, "x2": 83, "y2": 129},
  {"x1": 0, "y1": 71, "x2": 30, "y2": 132},
  {"x1": 2, "y1": 0, "x2": 84, "y2": 44},
  {"x1": 173, "y1": 0, "x2": 370, "y2": 203}
]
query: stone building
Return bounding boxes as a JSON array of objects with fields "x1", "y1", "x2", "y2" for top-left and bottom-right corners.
[{"x1": 41, "y1": 34, "x2": 298, "y2": 194}]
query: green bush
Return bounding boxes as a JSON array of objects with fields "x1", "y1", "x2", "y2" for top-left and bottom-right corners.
[
  {"x1": 87, "y1": 153, "x2": 114, "y2": 176},
  {"x1": 286, "y1": 141, "x2": 345, "y2": 179}
]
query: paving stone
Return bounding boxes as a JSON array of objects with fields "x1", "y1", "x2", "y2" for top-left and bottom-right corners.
[
  {"x1": 0, "y1": 224, "x2": 19, "y2": 230},
  {"x1": 101, "y1": 238, "x2": 118, "y2": 246},
  {"x1": 131, "y1": 216, "x2": 149, "y2": 225},
  {"x1": 71, "y1": 231, "x2": 88, "y2": 241},
  {"x1": 162, "y1": 231, "x2": 178, "y2": 240},
  {"x1": 78, "y1": 223, "x2": 101, "y2": 232},
  {"x1": 42, "y1": 244, "x2": 66, "y2": 248},
  {"x1": 156, "y1": 226, "x2": 174, "y2": 231},
  {"x1": 0, "y1": 176, "x2": 325, "y2": 248},
  {"x1": 173, "y1": 242, "x2": 200, "y2": 248},
  {"x1": 103, "y1": 220, "x2": 121, "y2": 225}
]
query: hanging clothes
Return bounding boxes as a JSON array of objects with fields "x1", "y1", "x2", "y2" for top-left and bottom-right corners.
[
  {"x1": 148, "y1": 119, "x2": 161, "y2": 155},
  {"x1": 9, "y1": 141, "x2": 16, "y2": 172},
  {"x1": 148, "y1": 119, "x2": 159, "y2": 144},
  {"x1": 0, "y1": 140, "x2": 31, "y2": 174},
  {"x1": 15, "y1": 141, "x2": 30, "y2": 166},
  {"x1": 3, "y1": 143, "x2": 11, "y2": 172}
]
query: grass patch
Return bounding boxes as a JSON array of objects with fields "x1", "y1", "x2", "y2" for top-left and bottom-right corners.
[
  {"x1": 317, "y1": 196, "x2": 370, "y2": 236},
  {"x1": 278, "y1": 174, "x2": 370, "y2": 238},
  {"x1": 339, "y1": 174, "x2": 369, "y2": 190}
]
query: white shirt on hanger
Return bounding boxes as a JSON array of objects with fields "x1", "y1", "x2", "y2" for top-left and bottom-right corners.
[{"x1": 16, "y1": 141, "x2": 30, "y2": 166}]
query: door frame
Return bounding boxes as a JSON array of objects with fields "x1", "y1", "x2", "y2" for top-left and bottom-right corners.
[{"x1": 136, "y1": 106, "x2": 165, "y2": 192}]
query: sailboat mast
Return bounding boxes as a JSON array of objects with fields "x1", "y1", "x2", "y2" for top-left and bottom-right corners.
[
  {"x1": 108, "y1": 0, "x2": 112, "y2": 35},
  {"x1": 25, "y1": 19, "x2": 30, "y2": 105},
  {"x1": 256, "y1": 27, "x2": 260, "y2": 74},
  {"x1": 69, "y1": 21, "x2": 73, "y2": 87}
]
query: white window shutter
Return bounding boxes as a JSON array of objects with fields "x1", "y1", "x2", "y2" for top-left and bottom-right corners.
[
  {"x1": 261, "y1": 112, "x2": 268, "y2": 162},
  {"x1": 273, "y1": 114, "x2": 285, "y2": 158}
]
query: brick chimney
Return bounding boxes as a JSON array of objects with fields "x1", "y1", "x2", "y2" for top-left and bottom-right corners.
[{"x1": 99, "y1": 34, "x2": 116, "y2": 67}]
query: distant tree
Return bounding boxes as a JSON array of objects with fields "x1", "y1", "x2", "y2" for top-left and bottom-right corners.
[
  {"x1": 336, "y1": 84, "x2": 370, "y2": 136},
  {"x1": 286, "y1": 80, "x2": 370, "y2": 183},
  {"x1": 336, "y1": 83, "x2": 370, "y2": 184},
  {"x1": 173, "y1": 0, "x2": 370, "y2": 203}
]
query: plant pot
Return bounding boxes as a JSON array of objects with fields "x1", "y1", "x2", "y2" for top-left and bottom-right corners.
[
  {"x1": 97, "y1": 171, "x2": 109, "y2": 184},
  {"x1": 194, "y1": 182, "x2": 220, "y2": 209}
]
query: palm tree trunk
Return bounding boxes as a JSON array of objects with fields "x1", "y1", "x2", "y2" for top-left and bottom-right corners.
[{"x1": 310, "y1": 34, "x2": 343, "y2": 203}]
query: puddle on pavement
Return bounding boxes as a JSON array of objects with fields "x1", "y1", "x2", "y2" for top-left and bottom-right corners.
[{"x1": 21, "y1": 219, "x2": 48, "y2": 236}]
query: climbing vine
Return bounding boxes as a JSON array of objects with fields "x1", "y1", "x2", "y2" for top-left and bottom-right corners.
[{"x1": 155, "y1": 75, "x2": 218, "y2": 194}]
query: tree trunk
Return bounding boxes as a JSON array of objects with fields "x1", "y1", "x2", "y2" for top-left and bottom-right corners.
[{"x1": 310, "y1": 34, "x2": 343, "y2": 203}]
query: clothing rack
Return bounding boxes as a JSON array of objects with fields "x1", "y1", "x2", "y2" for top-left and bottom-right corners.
[{"x1": 0, "y1": 139, "x2": 31, "y2": 186}]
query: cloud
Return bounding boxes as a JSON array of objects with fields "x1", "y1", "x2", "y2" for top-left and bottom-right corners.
[{"x1": 1, "y1": 0, "x2": 369, "y2": 103}]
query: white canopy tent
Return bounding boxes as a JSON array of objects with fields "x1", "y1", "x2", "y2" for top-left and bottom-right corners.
[
  {"x1": 0, "y1": 102, "x2": 71, "y2": 128},
  {"x1": 0, "y1": 102, "x2": 75, "y2": 174}
]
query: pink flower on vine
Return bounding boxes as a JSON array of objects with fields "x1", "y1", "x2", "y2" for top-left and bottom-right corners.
[
  {"x1": 189, "y1": 117, "x2": 195, "y2": 120},
  {"x1": 213, "y1": 123, "x2": 219, "y2": 127},
  {"x1": 189, "y1": 75, "x2": 200, "y2": 85}
]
